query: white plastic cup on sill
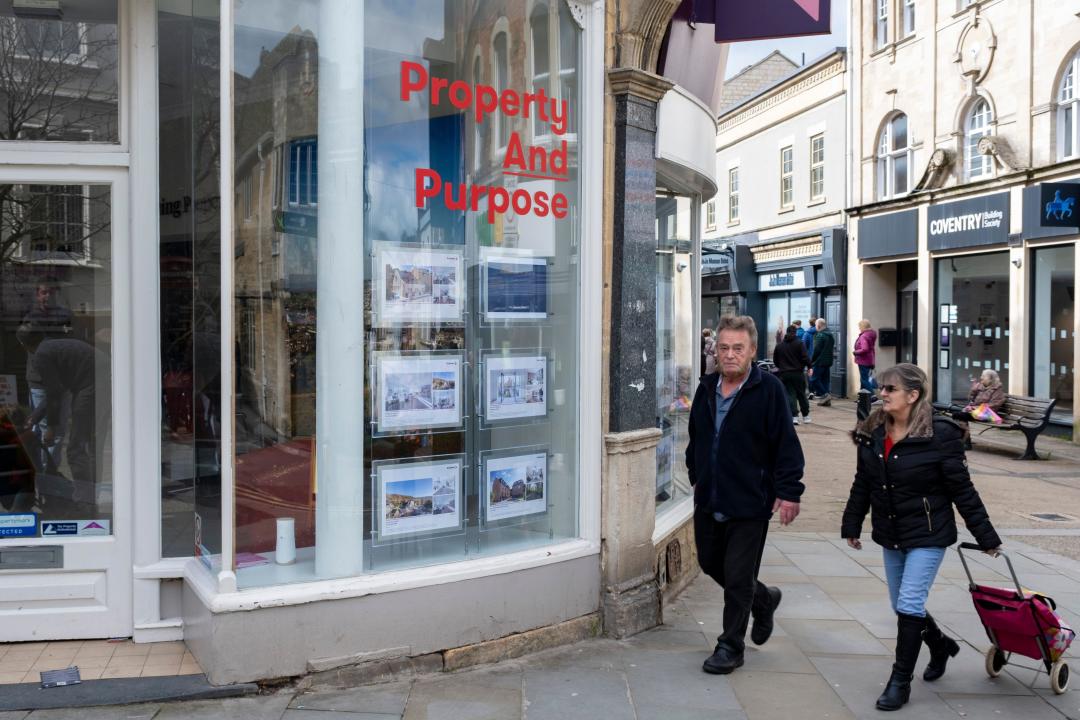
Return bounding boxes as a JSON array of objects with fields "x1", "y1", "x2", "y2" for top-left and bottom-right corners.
[{"x1": 275, "y1": 517, "x2": 296, "y2": 565}]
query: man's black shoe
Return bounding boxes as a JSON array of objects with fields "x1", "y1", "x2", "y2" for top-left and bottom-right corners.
[
  {"x1": 751, "y1": 587, "x2": 782, "y2": 646},
  {"x1": 702, "y1": 644, "x2": 744, "y2": 675}
]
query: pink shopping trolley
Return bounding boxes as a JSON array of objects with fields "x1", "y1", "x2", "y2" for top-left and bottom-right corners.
[{"x1": 958, "y1": 542, "x2": 1075, "y2": 694}]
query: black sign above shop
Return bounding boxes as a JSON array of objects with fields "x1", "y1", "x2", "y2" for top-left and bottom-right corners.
[
  {"x1": 926, "y1": 192, "x2": 1010, "y2": 251},
  {"x1": 1039, "y1": 182, "x2": 1080, "y2": 228},
  {"x1": 858, "y1": 209, "x2": 918, "y2": 260}
]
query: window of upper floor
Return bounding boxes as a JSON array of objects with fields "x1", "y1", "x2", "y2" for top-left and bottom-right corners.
[
  {"x1": 964, "y1": 98, "x2": 994, "y2": 181},
  {"x1": 728, "y1": 167, "x2": 740, "y2": 223},
  {"x1": 874, "y1": 0, "x2": 888, "y2": 50},
  {"x1": 876, "y1": 113, "x2": 911, "y2": 200},
  {"x1": 809, "y1": 134, "x2": 825, "y2": 201},
  {"x1": 705, "y1": 199, "x2": 717, "y2": 231},
  {"x1": 902, "y1": 0, "x2": 915, "y2": 38},
  {"x1": 1058, "y1": 50, "x2": 1080, "y2": 161},
  {"x1": 779, "y1": 147, "x2": 793, "y2": 209}
]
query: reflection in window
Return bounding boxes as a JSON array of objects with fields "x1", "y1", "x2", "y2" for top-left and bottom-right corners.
[
  {"x1": 0, "y1": 5, "x2": 119, "y2": 142},
  {"x1": 877, "y1": 112, "x2": 911, "y2": 200},
  {"x1": 965, "y1": 99, "x2": 993, "y2": 180},
  {"x1": 1058, "y1": 52, "x2": 1079, "y2": 160},
  {"x1": 530, "y1": 5, "x2": 550, "y2": 138},
  {"x1": 1032, "y1": 246, "x2": 1075, "y2": 423},
  {"x1": 494, "y1": 30, "x2": 510, "y2": 148}
]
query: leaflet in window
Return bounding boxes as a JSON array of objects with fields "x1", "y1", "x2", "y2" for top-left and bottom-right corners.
[
  {"x1": 481, "y1": 254, "x2": 548, "y2": 321},
  {"x1": 482, "y1": 354, "x2": 547, "y2": 423},
  {"x1": 483, "y1": 450, "x2": 548, "y2": 523},
  {"x1": 373, "y1": 351, "x2": 464, "y2": 433},
  {"x1": 374, "y1": 456, "x2": 464, "y2": 541},
  {"x1": 374, "y1": 247, "x2": 464, "y2": 326}
]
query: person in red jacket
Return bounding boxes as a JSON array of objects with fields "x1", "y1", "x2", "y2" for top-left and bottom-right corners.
[{"x1": 853, "y1": 319, "x2": 878, "y2": 393}]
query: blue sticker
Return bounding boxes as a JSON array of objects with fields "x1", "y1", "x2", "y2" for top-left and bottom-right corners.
[
  {"x1": 0, "y1": 513, "x2": 38, "y2": 538},
  {"x1": 41, "y1": 521, "x2": 79, "y2": 536}
]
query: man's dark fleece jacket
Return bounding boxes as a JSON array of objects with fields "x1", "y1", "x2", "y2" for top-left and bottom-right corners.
[{"x1": 685, "y1": 363, "x2": 806, "y2": 520}]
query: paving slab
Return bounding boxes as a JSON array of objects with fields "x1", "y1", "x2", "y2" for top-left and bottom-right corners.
[
  {"x1": 25, "y1": 705, "x2": 162, "y2": 720},
  {"x1": 155, "y1": 694, "x2": 293, "y2": 719},
  {"x1": 404, "y1": 671, "x2": 521, "y2": 720},
  {"x1": 771, "y1": 583, "x2": 852, "y2": 620},
  {"x1": 290, "y1": 681, "x2": 412, "y2": 715},
  {"x1": 755, "y1": 565, "x2": 812, "y2": 584},
  {"x1": 739, "y1": 637, "x2": 818, "y2": 675},
  {"x1": 728, "y1": 670, "x2": 856, "y2": 720},
  {"x1": 810, "y1": 576, "x2": 887, "y2": 596},
  {"x1": 809, "y1": 656, "x2": 961, "y2": 720},
  {"x1": 524, "y1": 641, "x2": 624, "y2": 672},
  {"x1": 521, "y1": 668, "x2": 635, "y2": 720},
  {"x1": 784, "y1": 553, "x2": 874, "y2": 578},
  {"x1": 829, "y1": 595, "x2": 900, "y2": 639},
  {"x1": 915, "y1": 643, "x2": 1034, "y2": 696},
  {"x1": 1035, "y1": 688, "x2": 1080, "y2": 720},
  {"x1": 622, "y1": 628, "x2": 711, "y2": 653},
  {"x1": 939, "y1": 693, "x2": 1066, "y2": 719},
  {"x1": 778, "y1": 619, "x2": 893, "y2": 656},
  {"x1": 283, "y1": 711, "x2": 399, "y2": 720},
  {"x1": 621, "y1": 647, "x2": 743, "y2": 713}
]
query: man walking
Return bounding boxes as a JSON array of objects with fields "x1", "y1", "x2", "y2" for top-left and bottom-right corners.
[
  {"x1": 810, "y1": 317, "x2": 835, "y2": 406},
  {"x1": 686, "y1": 315, "x2": 805, "y2": 675},
  {"x1": 803, "y1": 316, "x2": 818, "y2": 397}
]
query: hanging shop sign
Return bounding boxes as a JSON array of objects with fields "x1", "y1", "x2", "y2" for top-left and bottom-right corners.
[
  {"x1": 926, "y1": 192, "x2": 1009, "y2": 251},
  {"x1": 401, "y1": 62, "x2": 571, "y2": 224},
  {"x1": 1039, "y1": 182, "x2": 1080, "y2": 228}
]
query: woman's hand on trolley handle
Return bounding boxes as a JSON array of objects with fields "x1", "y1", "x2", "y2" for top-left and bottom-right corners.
[{"x1": 984, "y1": 545, "x2": 1002, "y2": 558}]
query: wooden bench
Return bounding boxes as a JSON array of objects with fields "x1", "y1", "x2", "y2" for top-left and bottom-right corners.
[{"x1": 935, "y1": 395, "x2": 1057, "y2": 460}]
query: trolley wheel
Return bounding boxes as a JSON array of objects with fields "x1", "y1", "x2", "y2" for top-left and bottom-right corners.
[
  {"x1": 1050, "y1": 660, "x2": 1069, "y2": 695},
  {"x1": 985, "y1": 646, "x2": 1005, "y2": 678}
]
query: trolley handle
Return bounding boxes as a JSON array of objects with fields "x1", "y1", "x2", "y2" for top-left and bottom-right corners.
[{"x1": 957, "y1": 542, "x2": 1024, "y2": 597}]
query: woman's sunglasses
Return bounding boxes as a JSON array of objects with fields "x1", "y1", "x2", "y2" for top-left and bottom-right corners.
[{"x1": 878, "y1": 384, "x2": 901, "y2": 394}]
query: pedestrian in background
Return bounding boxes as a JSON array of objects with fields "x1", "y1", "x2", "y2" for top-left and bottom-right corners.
[
  {"x1": 854, "y1": 319, "x2": 878, "y2": 393},
  {"x1": 841, "y1": 363, "x2": 1001, "y2": 712},
  {"x1": 810, "y1": 318, "x2": 835, "y2": 406},
  {"x1": 686, "y1": 315, "x2": 805, "y2": 676},
  {"x1": 964, "y1": 368, "x2": 1006, "y2": 415},
  {"x1": 773, "y1": 324, "x2": 812, "y2": 424},
  {"x1": 793, "y1": 319, "x2": 804, "y2": 340},
  {"x1": 804, "y1": 315, "x2": 819, "y2": 397},
  {"x1": 702, "y1": 328, "x2": 717, "y2": 377}
]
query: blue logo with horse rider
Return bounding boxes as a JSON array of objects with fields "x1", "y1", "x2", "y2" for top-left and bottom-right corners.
[{"x1": 1046, "y1": 190, "x2": 1076, "y2": 221}]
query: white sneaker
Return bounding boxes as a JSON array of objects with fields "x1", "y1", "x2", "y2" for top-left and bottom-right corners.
[
  {"x1": 802, "y1": 416, "x2": 812, "y2": 424},
  {"x1": 793, "y1": 416, "x2": 800, "y2": 425}
]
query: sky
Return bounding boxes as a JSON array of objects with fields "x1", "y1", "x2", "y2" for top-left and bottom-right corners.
[{"x1": 724, "y1": 0, "x2": 848, "y2": 79}]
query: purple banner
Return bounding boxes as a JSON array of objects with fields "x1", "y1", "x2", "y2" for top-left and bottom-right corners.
[{"x1": 713, "y1": 0, "x2": 830, "y2": 42}]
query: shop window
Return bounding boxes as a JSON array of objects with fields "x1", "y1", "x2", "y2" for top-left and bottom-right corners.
[
  {"x1": 1058, "y1": 52, "x2": 1080, "y2": 160},
  {"x1": 229, "y1": 0, "x2": 583, "y2": 586},
  {"x1": 728, "y1": 167, "x2": 740, "y2": 223},
  {"x1": 902, "y1": 0, "x2": 915, "y2": 38},
  {"x1": 876, "y1": 112, "x2": 911, "y2": 200},
  {"x1": 705, "y1": 200, "x2": 716, "y2": 231},
  {"x1": 874, "y1": 0, "x2": 888, "y2": 50},
  {"x1": 934, "y1": 253, "x2": 1010, "y2": 406},
  {"x1": 809, "y1": 134, "x2": 825, "y2": 201},
  {"x1": 655, "y1": 195, "x2": 694, "y2": 516},
  {"x1": 964, "y1": 99, "x2": 993, "y2": 181},
  {"x1": 780, "y1": 146, "x2": 793, "y2": 208},
  {"x1": 1032, "y1": 246, "x2": 1074, "y2": 424},
  {"x1": 0, "y1": 4, "x2": 118, "y2": 143}
]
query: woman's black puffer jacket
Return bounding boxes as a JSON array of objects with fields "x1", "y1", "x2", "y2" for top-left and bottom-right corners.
[{"x1": 841, "y1": 404, "x2": 1001, "y2": 550}]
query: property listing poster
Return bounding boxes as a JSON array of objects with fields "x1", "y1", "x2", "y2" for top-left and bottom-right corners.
[
  {"x1": 482, "y1": 255, "x2": 548, "y2": 320},
  {"x1": 376, "y1": 353, "x2": 463, "y2": 432},
  {"x1": 484, "y1": 451, "x2": 547, "y2": 522},
  {"x1": 484, "y1": 355, "x2": 546, "y2": 422},
  {"x1": 375, "y1": 247, "x2": 464, "y2": 325},
  {"x1": 379, "y1": 458, "x2": 462, "y2": 538}
]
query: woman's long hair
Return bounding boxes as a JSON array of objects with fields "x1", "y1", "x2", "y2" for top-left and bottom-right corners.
[{"x1": 877, "y1": 363, "x2": 931, "y2": 423}]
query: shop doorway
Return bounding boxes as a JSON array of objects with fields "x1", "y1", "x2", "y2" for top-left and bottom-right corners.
[
  {"x1": 897, "y1": 261, "x2": 918, "y2": 366},
  {"x1": 824, "y1": 294, "x2": 846, "y2": 397}
]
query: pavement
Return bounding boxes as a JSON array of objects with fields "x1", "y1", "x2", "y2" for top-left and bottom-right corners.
[{"x1": 4, "y1": 396, "x2": 1080, "y2": 719}]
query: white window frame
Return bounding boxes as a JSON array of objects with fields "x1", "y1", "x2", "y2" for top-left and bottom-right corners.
[
  {"x1": 876, "y1": 113, "x2": 912, "y2": 200},
  {"x1": 705, "y1": 199, "x2": 716, "y2": 230},
  {"x1": 902, "y1": 0, "x2": 915, "y2": 38},
  {"x1": 492, "y1": 22, "x2": 512, "y2": 153},
  {"x1": 964, "y1": 99, "x2": 993, "y2": 181},
  {"x1": 809, "y1": 134, "x2": 825, "y2": 201},
  {"x1": 472, "y1": 50, "x2": 484, "y2": 170},
  {"x1": 1058, "y1": 52, "x2": 1080, "y2": 161},
  {"x1": 780, "y1": 146, "x2": 793, "y2": 209},
  {"x1": 875, "y1": 0, "x2": 888, "y2": 50},
  {"x1": 528, "y1": 3, "x2": 552, "y2": 141},
  {"x1": 728, "y1": 167, "x2": 740, "y2": 223}
]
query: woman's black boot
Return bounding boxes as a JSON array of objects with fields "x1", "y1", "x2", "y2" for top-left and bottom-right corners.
[
  {"x1": 877, "y1": 613, "x2": 925, "y2": 711},
  {"x1": 922, "y1": 613, "x2": 960, "y2": 682}
]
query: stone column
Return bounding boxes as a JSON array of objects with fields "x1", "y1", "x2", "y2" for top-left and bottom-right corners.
[{"x1": 602, "y1": 68, "x2": 673, "y2": 638}]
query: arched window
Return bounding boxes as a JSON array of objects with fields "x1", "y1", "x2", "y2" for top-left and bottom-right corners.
[
  {"x1": 964, "y1": 99, "x2": 993, "y2": 180},
  {"x1": 493, "y1": 30, "x2": 510, "y2": 149},
  {"x1": 876, "y1": 113, "x2": 911, "y2": 200},
  {"x1": 1058, "y1": 52, "x2": 1079, "y2": 160},
  {"x1": 530, "y1": 5, "x2": 550, "y2": 138}
]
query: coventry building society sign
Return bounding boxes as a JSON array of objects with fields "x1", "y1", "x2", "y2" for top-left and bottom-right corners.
[{"x1": 926, "y1": 192, "x2": 1010, "y2": 251}]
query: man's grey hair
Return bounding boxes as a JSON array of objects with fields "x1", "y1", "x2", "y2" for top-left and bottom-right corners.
[
  {"x1": 815, "y1": 318, "x2": 827, "y2": 330},
  {"x1": 716, "y1": 315, "x2": 758, "y2": 348}
]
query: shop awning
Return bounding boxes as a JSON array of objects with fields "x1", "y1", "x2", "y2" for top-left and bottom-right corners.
[{"x1": 680, "y1": 0, "x2": 831, "y2": 42}]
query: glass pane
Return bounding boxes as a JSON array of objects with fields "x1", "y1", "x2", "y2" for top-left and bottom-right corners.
[
  {"x1": 1032, "y1": 246, "x2": 1074, "y2": 423},
  {"x1": 655, "y1": 197, "x2": 693, "y2": 516},
  {"x1": 0, "y1": 184, "x2": 112, "y2": 529},
  {"x1": 934, "y1": 253, "x2": 1010, "y2": 405},
  {"x1": 766, "y1": 295, "x2": 788, "y2": 358},
  {"x1": 891, "y1": 114, "x2": 907, "y2": 151},
  {"x1": 158, "y1": 2, "x2": 222, "y2": 561},
  {"x1": 1065, "y1": 106, "x2": 1074, "y2": 158},
  {"x1": 232, "y1": 0, "x2": 582, "y2": 586},
  {"x1": 0, "y1": 2, "x2": 119, "y2": 142},
  {"x1": 894, "y1": 153, "x2": 908, "y2": 194}
]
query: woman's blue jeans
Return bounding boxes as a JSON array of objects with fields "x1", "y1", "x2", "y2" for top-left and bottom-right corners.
[
  {"x1": 858, "y1": 364, "x2": 877, "y2": 392},
  {"x1": 882, "y1": 547, "x2": 946, "y2": 617}
]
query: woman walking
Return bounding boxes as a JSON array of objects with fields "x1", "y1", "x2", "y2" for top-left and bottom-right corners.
[
  {"x1": 841, "y1": 363, "x2": 1001, "y2": 712},
  {"x1": 773, "y1": 325, "x2": 812, "y2": 424},
  {"x1": 853, "y1": 319, "x2": 878, "y2": 392}
]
